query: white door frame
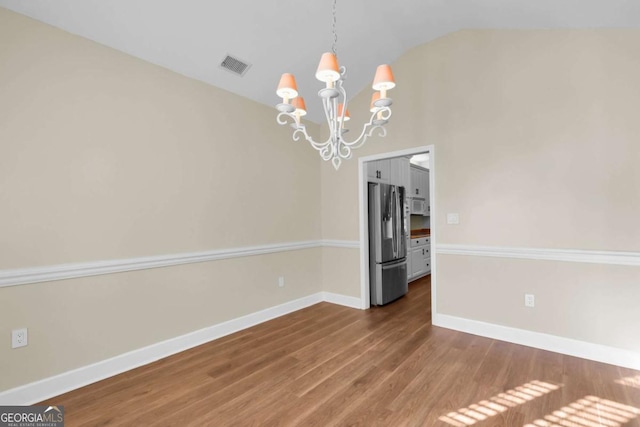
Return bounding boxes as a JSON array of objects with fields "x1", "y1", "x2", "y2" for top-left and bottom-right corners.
[{"x1": 358, "y1": 145, "x2": 436, "y2": 318}]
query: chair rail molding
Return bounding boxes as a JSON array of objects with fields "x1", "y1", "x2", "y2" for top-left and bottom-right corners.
[
  {"x1": 436, "y1": 244, "x2": 640, "y2": 267},
  {"x1": 0, "y1": 240, "x2": 360, "y2": 288}
]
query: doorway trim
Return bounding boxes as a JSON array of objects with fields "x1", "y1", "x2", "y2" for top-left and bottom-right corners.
[{"x1": 358, "y1": 145, "x2": 436, "y2": 318}]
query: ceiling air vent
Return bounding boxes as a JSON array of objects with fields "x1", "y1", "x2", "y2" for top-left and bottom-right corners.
[{"x1": 219, "y1": 54, "x2": 251, "y2": 77}]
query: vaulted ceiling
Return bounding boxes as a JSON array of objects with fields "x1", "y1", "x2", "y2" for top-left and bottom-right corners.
[{"x1": 2, "y1": 0, "x2": 639, "y2": 122}]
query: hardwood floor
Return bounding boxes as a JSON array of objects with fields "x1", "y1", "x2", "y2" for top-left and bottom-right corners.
[{"x1": 41, "y1": 277, "x2": 640, "y2": 426}]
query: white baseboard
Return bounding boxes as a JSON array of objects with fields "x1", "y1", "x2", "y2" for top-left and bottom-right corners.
[
  {"x1": 433, "y1": 313, "x2": 640, "y2": 371},
  {"x1": 0, "y1": 292, "x2": 325, "y2": 405},
  {"x1": 0, "y1": 290, "x2": 365, "y2": 406},
  {"x1": 322, "y1": 292, "x2": 364, "y2": 310}
]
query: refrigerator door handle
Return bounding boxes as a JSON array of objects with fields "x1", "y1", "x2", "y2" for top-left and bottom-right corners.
[
  {"x1": 393, "y1": 186, "x2": 397, "y2": 257},
  {"x1": 391, "y1": 186, "x2": 397, "y2": 259},
  {"x1": 393, "y1": 185, "x2": 400, "y2": 258},
  {"x1": 396, "y1": 186, "x2": 401, "y2": 257}
]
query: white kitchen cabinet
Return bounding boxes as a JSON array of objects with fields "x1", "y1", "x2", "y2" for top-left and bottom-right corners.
[
  {"x1": 409, "y1": 165, "x2": 430, "y2": 216},
  {"x1": 389, "y1": 157, "x2": 410, "y2": 190},
  {"x1": 409, "y1": 236, "x2": 431, "y2": 281},
  {"x1": 423, "y1": 244, "x2": 431, "y2": 275},
  {"x1": 406, "y1": 238, "x2": 412, "y2": 279},
  {"x1": 409, "y1": 165, "x2": 429, "y2": 199},
  {"x1": 369, "y1": 158, "x2": 409, "y2": 187},
  {"x1": 367, "y1": 159, "x2": 390, "y2": 183},
  {"x1": 409, "y1": 167, "x2": 418, "y2": 197},
  {"x1": 422, "y1": 170, "x2": 430, "y2": 215},
  {"x1": 410, "y1": 248, "x2": 425, "y2": 278}
]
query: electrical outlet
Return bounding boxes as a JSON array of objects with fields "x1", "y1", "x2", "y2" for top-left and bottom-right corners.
[
  {"x1": 278, "y1": 276, "x2": 285, "y2": 288},
  {"x1": 524, "y1": 294, "x2": 535, "y2": 308},
  {"x1": 447, "y1": 213, "x2": 460, "y2": 225},
  {"x1": 12, "y1": 328, "x2": 28, "y2": 349}
]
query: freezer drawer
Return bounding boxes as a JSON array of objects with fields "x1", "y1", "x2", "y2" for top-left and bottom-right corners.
[{"x1": 371, "y1": 259, "x2": 408, "y2": 306}]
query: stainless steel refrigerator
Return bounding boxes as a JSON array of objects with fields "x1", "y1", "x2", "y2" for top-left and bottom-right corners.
[{"x1": 368, "y1": 183, "x2": 408, "y2": 306}]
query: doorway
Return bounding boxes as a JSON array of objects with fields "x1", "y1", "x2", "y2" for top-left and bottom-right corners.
[{"x1": 358, "y1": 145, "x2": 435, "y2": 317}]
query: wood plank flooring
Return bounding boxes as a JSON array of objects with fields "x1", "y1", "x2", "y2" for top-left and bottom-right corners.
[{"x1": 40, "y1": 277, "x2": 640, "y2": 426}]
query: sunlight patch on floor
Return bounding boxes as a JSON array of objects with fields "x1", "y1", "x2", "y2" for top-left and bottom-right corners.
[
  {"x1": 523, "y1": 395, "x2": 640, "y2": 427},
  {"x1": 615, "y1": 375, "x2": 640, "y2": 389},
  {"x1": 438, "y1": 380, "x2": 561, "y2": 426}
]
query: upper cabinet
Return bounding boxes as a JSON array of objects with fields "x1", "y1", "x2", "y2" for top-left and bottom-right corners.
[
  {"x1": 409, "y1": 165, "x2": 430, "y2": 216},
  {"x1": 390, "y1": 157, "x2": 410, "y2": 193},
  {"x1": 367, "y1": 158, "x2": 410, "y2": 189},
  {"x1": 367, "y1": 159, "x2": 390, "y2": 184},
  {"x1": 410, "y1": 165, "x2": 429, "y2": 199}
]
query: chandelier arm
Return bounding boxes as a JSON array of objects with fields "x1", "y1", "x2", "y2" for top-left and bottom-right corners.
[
  {"x1": 294, "y1": 127, "x2": 334, "y2": 153},
  {"x1": 337, "y1": 142, "x2": 352, "y2": 160},
  {"x1": 298, "y1": 129, "x2": 336, "y2": 162},
  {"x1": 277, "y1": 111, "x2": 334, "y2": 154},
  {"x1": 328, "y1": 96, "x2": 337, "y2": 139},
  {"x1": 276, "y1": 111, "x2": 294, "y2": 126},
  {"x1": 278, "y1": 104, "x2": 392, "y2": 168},
  {"x1": 322, "y1": 95, "x2": 333, "y2": 130},
  {"x1": 336, "y1": 73, "x2": 348, "y2": 125},
  {"x1": 333, "y1": 96, "x2": 341, "y2": 141},
  {"x1": 320, "y1": 145, "x2": 335, "y2": 161},
  {"x1": 322, "y1": 96, "x2": 339, "y2": 163},
  {"x1": 340, "y1": 107, "x2": 392, "y2": 149}
]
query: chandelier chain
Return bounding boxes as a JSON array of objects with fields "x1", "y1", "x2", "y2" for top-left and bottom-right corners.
[{"x1": 331, "y1": 0, "x2": 337, "y2": 56}]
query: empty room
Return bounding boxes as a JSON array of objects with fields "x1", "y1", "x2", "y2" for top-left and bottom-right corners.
[{"x1": 1, "y1": 1, "x2": 639, "y2": 426}]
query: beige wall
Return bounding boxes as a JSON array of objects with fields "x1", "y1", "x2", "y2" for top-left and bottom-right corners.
[
  {"x1": 431, "y1": 30, "x2": 640, "y2": 250},
  {"x1": 321, "y1": 247, "x2": 360, "y2": 297},
  {"x1": 437, "y1": 255, "x2": 640, "y2": 353},
  {"x1": 0, "y1": 8, "x2": 322, "y2": 269},
  {"x1": 321, "y1": 30, "x2": 640, "y2": 352},
  {"x1": 0, "y1": 8, "x2": 322, "y2": 392},
  {"x1": 1, "y1": 249, "x2": 322, "y2": 390}
]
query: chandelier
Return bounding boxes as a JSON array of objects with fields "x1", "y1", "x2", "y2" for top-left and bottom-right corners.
[{"x1": 274, "y1": 0, "x2": 396, "y2": 170}]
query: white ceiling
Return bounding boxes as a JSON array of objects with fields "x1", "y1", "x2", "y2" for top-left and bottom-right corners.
[{"x1": 1, "y1": 0, "x2": 639, "y2": 123}]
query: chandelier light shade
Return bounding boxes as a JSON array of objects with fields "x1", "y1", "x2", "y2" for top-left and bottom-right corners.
[
  {"x1": 276, "y1": 73, "x2": 298, "y2": 101},
  {"x1": 372, "y1": 65, "x2": 396, "y2": 90},
  {"x1": 292, "y1": 97, "x2": 307, "y2": 116},
  {"x1": 291, "y1": 96, "x2": 307, "y2": 125},
  {"x1": 275, "y1": 0, "x2": 395, "y2": 170},
  {"x1": 337, "y1": 103, "x2": 350, "y2": 121},
  {"x1": 316, "y1": 53, "x2": 341, "y2": 84}
]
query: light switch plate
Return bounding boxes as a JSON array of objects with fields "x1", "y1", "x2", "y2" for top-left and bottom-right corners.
[{"x1": 447, "y1": 213, "x2": 460, "y2": 225}]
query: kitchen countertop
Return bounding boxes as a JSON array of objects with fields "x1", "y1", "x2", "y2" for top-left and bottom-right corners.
[{"x1": 410, "y1": 228, "x2": 430, "y2": 238}]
